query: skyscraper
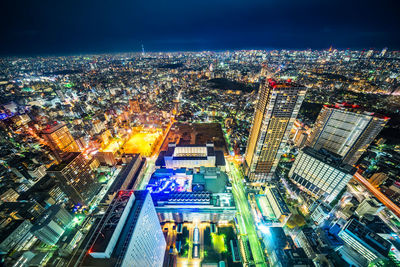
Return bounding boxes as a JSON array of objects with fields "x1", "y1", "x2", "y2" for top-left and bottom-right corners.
[
  {"x1": 41, "y1": 122, "x2": 79, "y2": 161},
  {"x1": 338, "y1": 219, "x2": 391, "y2": 263},
  {"x1": 307, "y1": 103, "x2": 389, "y2": 165},
  {"x1": 244, "y1": 77, "x2": 306, "y2": 183},
  {"x1": 47, "y1": 152, "x2": 100, "y2": 205},
  {"x1": 288, "y1": 147, "x2": 356, "y2": 203},
  {"x1": 83, "y1": 190, "x2": 166, "y2": 267}
]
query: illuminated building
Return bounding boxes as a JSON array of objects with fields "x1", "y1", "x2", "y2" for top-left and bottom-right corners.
[
  {"x1": 310, "y1": 203, "x2": 330, "y2": 225},
  {"x1": 148, "y1": 167, "x2": 235, "y2": 223},
  {"x1": 83, "y1": 190, "x2": 166, "y2": 267},
  {"x1": 95, "y1": 151, "x2": 117, "y2": 166},
  {"x1": 0, "y1": 220, "x2": 33, "y2": 254},
  {"x1": 295, "y1": 227, "x2": 330, "y2": 261},
  {"x1": 0, "y1": 201, "x2": 44, "y2": 222},
  {"x1": 158, "y1": 142, "x2": 225, "y2": 170},
  {"x1": 263, "y1": 186, "x2": 291, "y2": 222},
  {"x1": 0, "y1": 188, "x2": 20, "y2": 203},
  {"x1": 307, "y1": 103, "x2": 389, "y2": 165},
  {"x1": 31, "y1": 215, "x2": 65, "y2": 245},
  {"x1": 293, "y1": 127, "x2": 308, "y2": 148},
  {"x1": 30, "y1": 206, "x2": 72, "y2": 246},
  {"x1": 338, "y1": 219, "x2": 391, "y2": 263},
  {"x1": 244, "y1": 78, "x2": 306, "y2": 183},
  {"x1": 27, "y1": 165, "x2": 47, "y2": 181},
  {"x1": 368, "y1": 172, "x2": 388, "y2": 187},
  {"x1": 172, "y1": 99, "x2": 180, "y2": 115},
  {"x1": 355, "y1": 198, "x2": 384, "y2": 217},
  {"x1": 104, "y1": 154, "x2": 145, "y2": 200},
  {"x1": 41, "y1": 122, "x2": 79, "y2": 161},
  {"x1": 129, "y1": 98, "x2": 141, "y2": 113},
  {"x1": 47, "y1": 152, "x2": 100, "y2": 205},
  {"x1": 43, "y1": 205, "x2": 73, "y2": 228},
  {"x1": 288, "y1": 147, "x2": 356, "y2": 204}
]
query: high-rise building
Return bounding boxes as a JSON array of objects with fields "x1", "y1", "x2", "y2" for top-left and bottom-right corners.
[
  {"x1": 368, "y1": 172, "x2": 388, "y2": 187},
  {"x1": 288, "y1": 147, "x2": 356, "y2": 203},
  {"x1": 47, "y1": 152, "x2": 100, "y2": 205},
  {"x1": 307, "y1": 103, "x2": 389, "y2": 165},
  {"x1": 41, "y1": 122, "x2": 79, "y2": 161},
  {"x1": 44, "y1": 205, "x2": 73, "y2": 228},
  {"x1": 293, "y1": 127, "x2": 308, "y2": 148},
  {"x1": 310, "y1": 202, "x2": 331, "y2": 225},
  {"x1": 245, "y1": 78, "x2": 306, "y2": 183},
  {"x1": 31, "y1": 215, "x2": 65, "y2": 245},
  {"x1": 81, "y1": 190, "x2": 166, "y2": 267},
  {"x1": 355, "y1": 198, "x2": 384, "y2": 217},
  {"x1": 338, "y1": 219, "x2": 391, "y2": 263},
  {"x1": 129, "y1": 98, "x2": 141, "y2": 113},
  {"x1": 0, "y1": 220, "x2": 33, "y2": 254}
]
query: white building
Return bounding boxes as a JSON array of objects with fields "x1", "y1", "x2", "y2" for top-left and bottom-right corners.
[
  {"x1": 338, "y1": 219, "x2": 391, "y2": 263},
  {"x1": 289, "y1": 147, "x2": 356, "y2": 204},
  {"x1": 85, "y1": 190, "x2": 166, "y2": 267},
  {"x1": 310, "y1": 203, "x2": 330, "y2": 225},
  {"x1": 160, "y1": 142, "x2": 225, "y2": 170},
  {"x1": 355, "y1": 198, "x2": 384, "y2": 217}
]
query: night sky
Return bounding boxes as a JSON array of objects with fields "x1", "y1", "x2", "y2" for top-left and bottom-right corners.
[{"x1": 1, "y1": 0, "x2": 399, "y2": 55}]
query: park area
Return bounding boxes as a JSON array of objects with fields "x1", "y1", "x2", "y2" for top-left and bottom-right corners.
[{"x1": 122, "y1": 127, "x2": 163, "y2": 156}]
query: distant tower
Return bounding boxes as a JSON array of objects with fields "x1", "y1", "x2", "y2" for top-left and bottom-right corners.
[
  {"x1": 244, "y1": 69, "x2": 307, "y2": 183},
  {"x1": 380, "y1": 47, "x2": 388, "y2": 57},
  {"x1": 141, "y1": 44, "x2": 145, "y2": 56}
]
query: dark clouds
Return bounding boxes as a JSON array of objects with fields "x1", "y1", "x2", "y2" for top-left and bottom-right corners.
[{"x1": 1, "y1": 0, "x2": 399, "y2": 55}]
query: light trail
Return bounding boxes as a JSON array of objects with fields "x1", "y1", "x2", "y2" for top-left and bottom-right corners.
[
  {"x1": 353, "y1": 172, "x2": 400, "y2": 217},
  {"x1": 227, "y1": 160, "x2": 267, "y2": 267}
]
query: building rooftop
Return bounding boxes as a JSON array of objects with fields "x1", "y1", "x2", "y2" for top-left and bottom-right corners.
[
  {"x1": 40, "y1": 121, "x2": 66, "y2": 134},
  {"x1": 83, "y1": 190, "x2": 148, "y2": 267},
  {"x1": 267, "y1": 78, "x2": 305, "y2": 90},
  {"x1": 302, "y1": 146, "x2": 357, "y2": 175},
  {"x1": 46, "y1": 152, "x2": 81, "y2": 172},
  {"x1": 156, "y1": 142, "x2": 225, "y2": 167},
  {"x1": 322, "y1": 102, "x2": 390, "y2": 120},
  {"x1": 342, "y1": 219, "x2": 391, "y2": 258},
  {"x1": 0, "y1": 219, "x2": 31, "y2": 243}
]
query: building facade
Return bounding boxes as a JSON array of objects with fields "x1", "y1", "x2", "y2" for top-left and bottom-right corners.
[
  {"x1": 307, "y1": 103, "x2": 389, "y2": 165},
  {"x1": 288, "y1": 147, "x2": 356, "y2": 203},
  {"x1": 41, "y1": 122, "x2": 79, "y2": 161},
  {"x1": 355, "y1": 198, "x2": 383, "y2": 217},
  {"x1": 338, "y1": 219, "x2": 391, "y2": 263},
  {"x1": 47, "y1": 152, "x2": 100, "y2": 205},
  {"x1": 159, "y1": 142, "x2": 225, "y2": 170},
  {"x1": 84, "y1": 190, "x2": 166, "y2": 267},
  {"x1": 245, "y1": 77, "x2": 306, "y2": 183},
  {"x1": 0, "y1": 220, "x2": 33, "y2": 254}
]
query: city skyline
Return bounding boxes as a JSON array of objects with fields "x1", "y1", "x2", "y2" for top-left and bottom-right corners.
[{"x1": 0, "y1": 44, "x2": 400, "y2": 266}]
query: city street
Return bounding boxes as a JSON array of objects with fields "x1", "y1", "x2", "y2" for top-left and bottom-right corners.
[{"x1": 226, "y1": 160, "x2": 267, "y2": 267}]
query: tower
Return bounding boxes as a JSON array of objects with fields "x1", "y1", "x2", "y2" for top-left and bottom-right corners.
[{"x1": 244, "y1": 76, "x2": 307, "y2": 184}]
